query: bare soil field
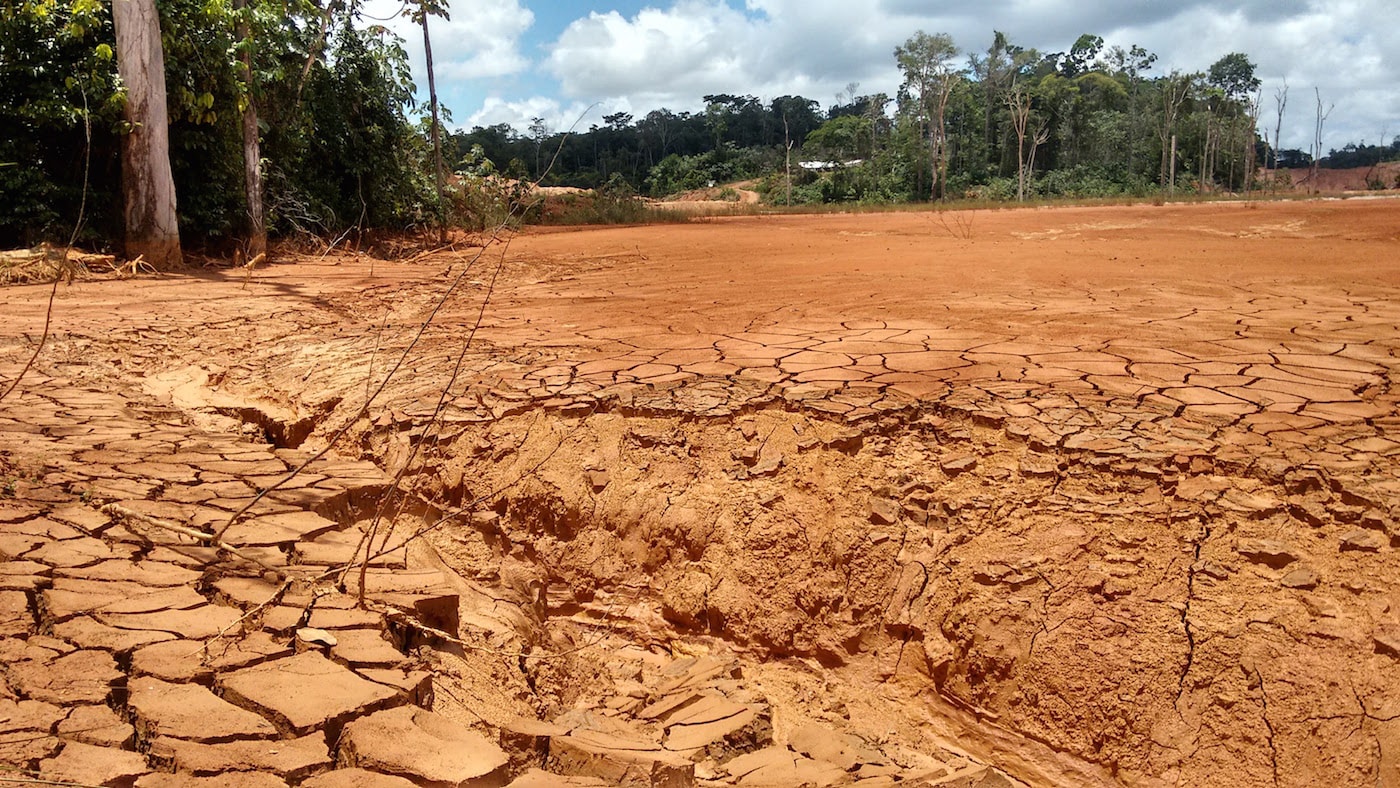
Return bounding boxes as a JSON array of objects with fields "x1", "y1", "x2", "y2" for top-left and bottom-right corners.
[
  {"x1": 1281, "y1": 162, "x2": 1400, "y2": 192},
  {"x1": 2, "y1": 197, "x2": 1399, "y2": 787}
]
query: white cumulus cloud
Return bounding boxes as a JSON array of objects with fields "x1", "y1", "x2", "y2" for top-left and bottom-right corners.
[
  {"x1": 441, "y1": 0, "x2": 1398, "y2": 148},
  {"x1": 361, "y1": 0, "x2": 535, "y2": 82},
  {"x1": 466, "y1": 96, "x2": 616, "y2": 134}
]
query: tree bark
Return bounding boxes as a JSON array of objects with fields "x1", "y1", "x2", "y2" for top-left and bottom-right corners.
[
  {"x1": 1008, "y1": 84, "x2": 1031, "y2": 202},
  {"x1": 1169, "y1": 134, "x2": 1177, "y2": 193},
  {"x1": 1271, "y1": 83, "x2": 1288, "y2": 192},
  {"x1": 422, "y1": 13, "x2": 446, "y2": 244},
  {"x1": 233, "y1": 0, "x2": 265, "y2": 259},
  {"x1": 111, "y1": 0, "x2": 182, "y2": 269},
  {"x1": 1310, "y1": 88, "x2": 1333, "y2": 195},
  {"x1": 783, "y1": 114, "x2": 792, "y2": 206}
]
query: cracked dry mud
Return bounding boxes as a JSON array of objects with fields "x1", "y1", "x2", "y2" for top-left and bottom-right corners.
[{"x1": 2, "y1": 198, "x2": 1399, "y2": 787}]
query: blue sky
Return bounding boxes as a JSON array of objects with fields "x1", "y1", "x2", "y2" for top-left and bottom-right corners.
[
  {"x1": 364, "y1": 0, "x2": 1397, "y2": 151},
  {"x1": 462, "y1": 1, "x2": 669, "y2": 122}
]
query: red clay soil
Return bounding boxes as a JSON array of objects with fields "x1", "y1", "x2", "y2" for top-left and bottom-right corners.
[
  {"x1": 1280, "y1": 162, "x2": 1400, "y2": 192},
  {"x1": 3, "y1": 196, "x2": 1400, "y2": 787}
]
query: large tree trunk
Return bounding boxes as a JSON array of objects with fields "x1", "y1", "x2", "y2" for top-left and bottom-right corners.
[
  {"x1": 232, "y1": 0, "x2": 265, "y2": 260},
  {"x1": 111, "y1": 0, "x2": 182, "y2": 269}
]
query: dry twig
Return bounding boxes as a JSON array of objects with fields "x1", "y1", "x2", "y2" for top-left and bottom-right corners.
[
  {"x1": 101, "y1": 503, "x2": 288, "y2": 578},
  {"x1": 0, "y1": 94, "x2": 93, "y2": 404}
]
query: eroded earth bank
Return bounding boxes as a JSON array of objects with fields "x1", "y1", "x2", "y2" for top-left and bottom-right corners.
[{"x1": 3, "y1": 199, "x2": 1400, "y2": 786}]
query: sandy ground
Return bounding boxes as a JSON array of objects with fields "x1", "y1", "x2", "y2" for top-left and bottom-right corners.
[
  {"x1": 654, "y1": 180, "x2": 761, "y2": 212},
  {"x1": 3, "y1": 196, "x2": 1400, "y2": 786}
]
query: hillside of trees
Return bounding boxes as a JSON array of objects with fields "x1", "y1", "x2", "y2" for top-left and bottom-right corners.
[
  {"x1": 458, "y1": 33, "x2": 1400, "y2": 204},
  {"x1": 3, "y1": 4, "x2": 1397, "y2": 258}
]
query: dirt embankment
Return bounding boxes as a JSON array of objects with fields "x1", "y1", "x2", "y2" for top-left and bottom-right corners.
[
  {"x1": 327, "y1": 198, "x2": 1400, "y2": 786},
  {"x1": 1278, "y1": 162, "x2": 1400, "y2": 192},
  {"x1": 380, "y1": 396, "x2": 1396, "y2": 787},
  {"x1": 8, "y1": 197, "x2": 1399, "y2": 786}
]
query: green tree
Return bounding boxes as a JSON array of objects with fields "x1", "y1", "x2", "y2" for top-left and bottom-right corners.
[
  {"x1": 703, "y1": 95, "x2": 734, "y2": 152},
  {"x1": 805, "y1": 115, "x2": 870, "y2": 160},
  {"x1": 0, "y1": 0, "x2": 123, "y2": 245},
  {"x1": 895, "y1": 31, "x2": 962, "y2": 200},
  {"x1": 1207, "y1": 53, "x2": 1260, "y2": 191},
  {"x1": 1059, "y1": 34, "x2": 1103, "y2": 78}
]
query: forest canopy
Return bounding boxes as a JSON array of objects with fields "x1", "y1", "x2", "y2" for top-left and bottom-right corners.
[
  {"x1": 2, "y1": 4, "x2": 1396, "y2": 251},
  {"x1": 458, "y1": 36, "x2": 1396, "y2": 204}
]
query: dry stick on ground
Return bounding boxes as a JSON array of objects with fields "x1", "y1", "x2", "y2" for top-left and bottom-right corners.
[
  {"x1": 368, "y1": 591, "x2": 624, "y2": 662},
  {"x1": 374, "y1": 400, "x2": 601, "y2": 564},
  {"x1": 188, "y1": 401, "x2": 599, "y2": 667},
  {"x1": 108, "y1": 253, "x2": 157, "y2": 278},
  {"x1": 216, "y1": 173, "x2": 524, "y2": 541},
  {"x1": 0, "y1": 267, "x2": 63, "y2": 406},
  {"x1": 71, "y1": 498, "x2": 292, "y2": 649},
  {"x1": 931, "y1": 207, "x2": 975, "y2": 240},
  {"x1": 0, "y1": 770, "x2": 110, "y2": 788},
  {"x1": 0, "y1": 95, "x2": 92, "y2": 406},
  {"x1": 202, "y1": 111, "x2": 603, "y2": 654},
  {"x1": 354, "y1": 235, "x2": 516, "y2": 606},
  {"x1": 328, "y1": 239, "x2": 505, "y2": 592},
  {"x1": 240, "y1": 251, "x2": 266, "y2": 289},
  {"x1": 192, "y1": 405, "x2": 598, "y2": 660},
  {"x1": 364, "y1": 306, "x2": 392, "y2": 403},
  {"x1": 198, "y1": 275, "x2": 565, "y2": 649},
  {"x1": 217, "y1": 104, "x2": 600, "y2": 545},
  {"x1": 320, "y1": 222, "x2": 359, "y2": 258},
  {"x1": 331, "y1": 400, "x2": 595, "y2": 602},
  {"x1": 211, "y1": 234, "x2": 501, "y2": 541},
  {"x1": 298, "y1": 110, "x2": 603, "y2": 588},
  {"x1": 197, "y1": 578, "x2": 295, "y2": 651},
  {"x1": 102, "y1": 503, "x2": 288, "y2": 578}
]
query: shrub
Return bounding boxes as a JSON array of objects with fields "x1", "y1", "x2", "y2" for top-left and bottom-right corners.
[
  {"x1": 539, "y1": 174, "x2": 688, "y2": 226},
  {"x1": 1036, "y1": 165, "x2": 1130, "y2": 199},
  {"x1": 444, "y1": 145, "x2": 535, "y2": 231},
  {"x1": 644, "y1": 146, "x2": 777, "y2": 197}
]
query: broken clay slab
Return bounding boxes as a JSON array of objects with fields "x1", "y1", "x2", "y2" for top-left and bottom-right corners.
[{"x1": 338, "y1": 705, "x2": 510, "y2": 786}]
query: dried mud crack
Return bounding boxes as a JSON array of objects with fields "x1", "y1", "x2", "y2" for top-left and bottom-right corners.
[{"x1": 3, "y1": 199, "x2": 1400, "y2": 787}]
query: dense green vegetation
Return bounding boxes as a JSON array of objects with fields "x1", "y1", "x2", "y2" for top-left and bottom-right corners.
[
  {"x1": 3, "y1": 7, "x2": 1397, "y2": 251},
  {"x1": 2, "y1": 0, "x2": 434, "y2": 249},
  {"x1": 456, "y1": 34, "x2": 1399, "y2": 205}
]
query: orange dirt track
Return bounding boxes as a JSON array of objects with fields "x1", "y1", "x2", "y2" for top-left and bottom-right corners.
[{"x1": 2, "y1": 196, "x2": 1400, "y2": 787}]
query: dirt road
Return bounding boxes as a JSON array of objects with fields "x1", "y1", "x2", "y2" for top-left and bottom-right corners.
[{"x1": 3, "y1": 197, "x2": 1399, "y2": 786}]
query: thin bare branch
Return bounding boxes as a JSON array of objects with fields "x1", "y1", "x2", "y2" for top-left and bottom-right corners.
[{"x1": 103, "y1": 503, "x2": 287, "y2": 578}]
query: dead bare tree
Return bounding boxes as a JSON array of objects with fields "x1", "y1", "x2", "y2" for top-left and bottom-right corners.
[
  {"x1": 1271, "y1": 81, "x2": 1289, "y2": 190},
  {"x1": 783, "y1": 115, "x2": 794, "y2": 206},
  {"x1": 1363, "y1": 125, "x2": 1388, "y2": 189},
  {"x1": 1158, "y1": 72, "x2": 1191, "y2": 193},
  {"x1": 1007, "y1": 82, "x2": 1047, "y2": 202},
  {"x1": 1244, "y1": 87, "x2": 1263, "y2": 195},
  {"x1": 1309, "y1": 87, "x2": 1334, "y2": 193},
  {"x1": 1028, "y1": 122, "x2": 1050, "y2": 195}
]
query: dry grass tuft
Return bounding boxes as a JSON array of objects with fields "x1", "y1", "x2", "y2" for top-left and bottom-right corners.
[{"x1": 0, "y1": 244, "x2": 99, "y2": 285}]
